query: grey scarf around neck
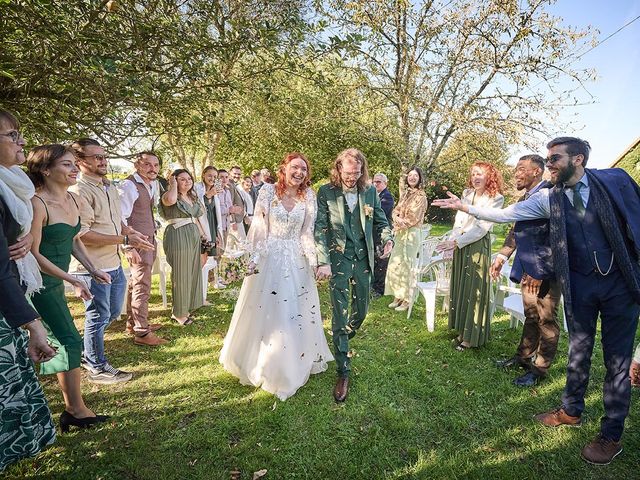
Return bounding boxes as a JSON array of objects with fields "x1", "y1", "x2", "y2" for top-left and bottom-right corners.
[{"x1": 549, "y1": 169, "x2": 640, "y2": 324}]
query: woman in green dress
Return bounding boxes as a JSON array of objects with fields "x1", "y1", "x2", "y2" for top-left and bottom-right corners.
[
  {"x1": 0, "y1": 110, "x2": 57, "y2": 471},
  {"x1": 27, "y1": 144, "x2": 111, "y2": 432},
  {"x1": 385, "y1": 167, "x2": 428, "y2": 311},
  {"x1": 437, "y1": 162, "x2": 504, "y2": 350},
  {"x1": 161, "y1": 169, "x2": 207, "y2": 325}
]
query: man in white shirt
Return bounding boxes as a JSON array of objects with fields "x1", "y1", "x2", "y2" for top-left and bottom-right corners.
[{"x1": 119, "y1": 152, "x2": 168, "y2": 346}]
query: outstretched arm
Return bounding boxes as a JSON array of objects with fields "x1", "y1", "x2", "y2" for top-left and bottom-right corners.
[{"x1": 432, "y1": 189, "x2": 550, "y2": 223}]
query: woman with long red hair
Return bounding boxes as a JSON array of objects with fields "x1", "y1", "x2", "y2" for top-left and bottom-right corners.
[
  {"x1": 219, "y1": 152, "x2": 333, "y2": 400},
  {"x1": 437, "y1": 161, "x2": 504, "y2": 350}
]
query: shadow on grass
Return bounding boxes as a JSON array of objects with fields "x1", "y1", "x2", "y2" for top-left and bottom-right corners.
[{"x1": 5, "y1": 283, "x2": 639, "y2": 480}]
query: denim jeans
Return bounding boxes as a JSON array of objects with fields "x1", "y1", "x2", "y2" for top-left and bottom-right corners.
[{"x1": 81, "y1": 266, "x2": 127, "y2": 371}]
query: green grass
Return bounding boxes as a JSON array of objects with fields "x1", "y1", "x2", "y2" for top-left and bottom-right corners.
[{"x1": 6, "y1": 229, "x2": 639, "y2": 479}]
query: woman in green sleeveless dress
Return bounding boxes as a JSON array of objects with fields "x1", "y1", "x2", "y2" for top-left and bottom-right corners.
[
  {"x1": 28, "y1": 145, "x2": 111, "y2": 432},
  {"x1": 160, "y1": 169, "x2": 206, "y2": 325}
]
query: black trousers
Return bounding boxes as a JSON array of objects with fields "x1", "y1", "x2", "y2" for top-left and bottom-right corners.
[
  {"x1": 372, "y1": 255, "x2": 389, "y2": 295},
  {"x1": 561, "y1": 268, "x2": 639, "y2": 441}
]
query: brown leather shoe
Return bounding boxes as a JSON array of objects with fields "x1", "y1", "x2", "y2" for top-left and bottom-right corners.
[
  {"x1": 126, "y1": 323, "x2": 162, "y2": 335},
  {"x1": 581, "y1": 434, "x2": 622, "y2": 465},
  {"x1": 534, "y1": 407, "x2": 581, "y2": 427},
  {"x1": 333, "y1": 377, "x2": 349, "y2": 402},
  {"x1": 133, "y1": 332, "x2": 168, "y2": 346}
]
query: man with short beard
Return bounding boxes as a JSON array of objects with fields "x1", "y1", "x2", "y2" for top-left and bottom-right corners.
[
  {"x1": 433, "y1": 137, "x2": 640, "y2": 466},
  {"x1": 490, "y1": 155, "x2": 560, "y2": 387},
  {"x1": 118, "y1": 151, "x2": 168, "y2": 346},
  {"x1": 225, "y1": 165, "x2": 247, "y2": 250},
  {"x1": 70, "y1": 139, "x2": 155, "y2": 382}
]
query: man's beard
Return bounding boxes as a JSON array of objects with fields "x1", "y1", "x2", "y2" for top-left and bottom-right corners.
[{"x1": 556, "y1": 161, "x2": 576, "y2": 185}]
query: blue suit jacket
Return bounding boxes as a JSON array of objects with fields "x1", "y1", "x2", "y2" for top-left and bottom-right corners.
[
  {"x1": 501, "y1": 181, "x2": 554, "y2": 283},
  {"x1": 590, "y1": 168, "x2": 640, "y2": 264}
]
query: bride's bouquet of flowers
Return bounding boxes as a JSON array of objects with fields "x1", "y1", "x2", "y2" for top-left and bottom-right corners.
[{"x1": 220, "y1": 255, "x2": 248, "y2": 284}]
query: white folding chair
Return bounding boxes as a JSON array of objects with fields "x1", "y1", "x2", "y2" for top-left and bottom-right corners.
[
  {"x1": 201, "y1": 256, "x2": 218, "y2": 301},
  {"x1": 489, "y1": 254, "x2": 567, "y2": 331},
  {"x1": 406, "y1": 231, "x2": 449, "y2": 319},
  {"x1": 412, "y1": 258, "x2": 452, "y2": 332}
]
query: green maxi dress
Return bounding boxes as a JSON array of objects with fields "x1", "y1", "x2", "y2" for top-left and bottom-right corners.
[
  {"x1": 161, "y1": 199, "x2": 204, "y2": 318},
  {"x1": 447, "y1": 189, "x2": 503, "y2": 348},
  {"x1": 448, "y1": 234, "x2": 492, "y2": 347},
  {"x1": 31, "y1": 209, "x2": 83, "y2": 374}
]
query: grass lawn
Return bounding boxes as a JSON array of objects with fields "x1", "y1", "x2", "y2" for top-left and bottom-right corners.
[{"x1": 6, "y1": 226, "x2": 639, "y2": 479}]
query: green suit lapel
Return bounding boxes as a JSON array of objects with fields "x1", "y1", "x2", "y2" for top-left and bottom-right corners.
[
  {"x1": 335, "y1": 187, "x2": 345, "y2": 234},
  {"x1": 358, "y1": 190, "x2": 366, "y2": 232}
]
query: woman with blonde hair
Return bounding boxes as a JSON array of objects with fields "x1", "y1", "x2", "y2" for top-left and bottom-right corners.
[
  {"x1": 437, "y1": 161, "x2": 504, "y2": 350},
  {"x1": 385, "y1": 167, "x2": 428, "y2": 311}
]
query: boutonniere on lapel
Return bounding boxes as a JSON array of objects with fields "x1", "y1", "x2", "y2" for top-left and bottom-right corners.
[{"x1": 364, "y1": 205, "x2": 373, "y2": 218}]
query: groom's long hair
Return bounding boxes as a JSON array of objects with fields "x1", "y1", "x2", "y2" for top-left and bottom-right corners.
[{"x1": 330, "y1": 148, "x2": 370, "y2": 191}]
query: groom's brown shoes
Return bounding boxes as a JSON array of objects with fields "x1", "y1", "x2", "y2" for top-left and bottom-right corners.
[{"x1": 333, "y1": 377, "x2": 350, "y2": 402}]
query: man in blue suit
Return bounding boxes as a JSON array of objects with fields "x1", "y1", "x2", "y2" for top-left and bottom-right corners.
[
  {"x1": 433, "y1": 137, "x2": 640, "y2": 465},
  {"x1": 491, "y1": 155, "x2": 561, "y2": 387}
]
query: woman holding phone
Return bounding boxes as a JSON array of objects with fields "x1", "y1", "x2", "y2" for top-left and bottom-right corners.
[
  {"x1": 160, "y1": 169, "x2": 209, "y2": 325},
  {"x1": 195, "y1": 166, "x2": 223, "y2": 257}
]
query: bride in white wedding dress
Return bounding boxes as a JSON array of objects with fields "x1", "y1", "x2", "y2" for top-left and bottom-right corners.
[{"x1": 219, "y1": 153, "x2": 333, "y2": 400}]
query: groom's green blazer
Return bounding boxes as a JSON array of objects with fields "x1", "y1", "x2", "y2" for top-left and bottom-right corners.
[{"x1": 315, "y1": 183, "x2": 393, "y2": 273}]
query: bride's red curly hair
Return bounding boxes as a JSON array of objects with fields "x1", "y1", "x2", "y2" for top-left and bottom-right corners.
[
  {"x1": 468, "y1": 161, "x2": 504, "y2": 198},
  {"x1": 275, "y1": 152, "x2": 311, "y2": 199}
]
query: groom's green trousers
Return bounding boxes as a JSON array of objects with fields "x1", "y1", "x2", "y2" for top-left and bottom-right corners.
[{"x1": 329, "y1": 255, "x2": 371, "y2": 377}]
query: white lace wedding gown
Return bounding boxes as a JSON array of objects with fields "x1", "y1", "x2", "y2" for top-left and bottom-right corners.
[{"x1": 218, "y1": 183, "x2": 333, "y2": 400}]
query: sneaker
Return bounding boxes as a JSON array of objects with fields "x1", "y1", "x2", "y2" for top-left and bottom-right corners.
[
  {"x1": 388, "y1": 299, "x2": 401, "y2": 308},
  {"x1": 80, "y1": 356, "x2": 97, "y2": 374},
  {"x1": 581, "y1": 434, "x2": 622, "y2": 465},
  {"x1": 87, "y1": 364, "x2": 133, "y2": 384}
]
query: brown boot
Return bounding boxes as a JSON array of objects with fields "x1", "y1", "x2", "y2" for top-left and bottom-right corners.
[
  {"x1": 126, "y1": 323, "x2": 162, "y2": 335},
  {"x1": 581, "y1": 434, "x2": 622, "y2": 465},
  {"x1": 134, "y1": 332, "x2": 168, "y2": 346},
  {"x1": 533, "y1": 407, "x2": 581, "y2": 427},
  {"x1": 333, "y1": 377, "x2": 350, "y2": 402}
]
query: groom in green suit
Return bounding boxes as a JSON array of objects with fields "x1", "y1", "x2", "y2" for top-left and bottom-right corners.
[{"x1": 315, "y1": 148, "x2": 393, "y2": 402}]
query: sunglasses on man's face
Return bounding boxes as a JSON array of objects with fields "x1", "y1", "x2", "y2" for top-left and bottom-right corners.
[{"x1": 546, "y1": 153, "x2": 575, "y2": 165}]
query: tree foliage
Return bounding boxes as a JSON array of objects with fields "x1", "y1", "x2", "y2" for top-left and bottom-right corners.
[{"x1": 315, "y1": 0, "x2": 596, "y2": 171}]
